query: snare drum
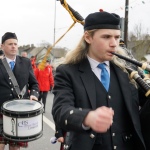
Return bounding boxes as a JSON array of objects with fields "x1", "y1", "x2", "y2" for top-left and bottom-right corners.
[{"x1": 1, "y1": 99, "x2": 44, "y2": 142}]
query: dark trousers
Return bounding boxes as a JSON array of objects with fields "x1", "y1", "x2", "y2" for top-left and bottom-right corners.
[{"x1": 38, "y1": 91, "x2": 48, "y2": 111}]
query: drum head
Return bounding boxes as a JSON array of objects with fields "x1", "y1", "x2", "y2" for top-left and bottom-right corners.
[
  {"x1": 3, "y1": 99, "x2": 41, "y2": 112},
  {"x1": 1, "y1": 99, "x2": 43, "y2": 117}
]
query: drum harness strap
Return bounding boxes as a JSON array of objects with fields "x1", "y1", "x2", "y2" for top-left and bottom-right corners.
[{"x1": 2, "y1": 58, "x2": 22, "y2": 99}]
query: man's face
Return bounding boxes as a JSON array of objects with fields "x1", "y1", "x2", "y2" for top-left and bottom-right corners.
[
  {"x1": 85, "y1": 29, "x2": 120, "y2": 62},
  {"x1": 1, "y1": 39, "x2": 18, "y2": 58},
  {"x1": 22, "y1": 52, "x2": 27, "y2": 57}
]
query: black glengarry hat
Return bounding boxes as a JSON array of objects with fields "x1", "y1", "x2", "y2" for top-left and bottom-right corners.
[
  {"x1": 84, "y1": 10, "x2": 120, "y2": 31},
  {"x1": 2, "y1": 32, "x2": 18, "y2": 44}
]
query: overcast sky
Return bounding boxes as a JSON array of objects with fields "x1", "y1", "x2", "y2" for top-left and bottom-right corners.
[{"x1": 0, "y1": 0, "x2": 150, "y2": 49}]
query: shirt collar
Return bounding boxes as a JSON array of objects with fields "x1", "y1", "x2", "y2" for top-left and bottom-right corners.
[
  {"x1": 5, "y1": 56, "x2": 16, "y2": 64},
  {"x1": 87, "y1": 55, "x2": 109, "y2": 70}
]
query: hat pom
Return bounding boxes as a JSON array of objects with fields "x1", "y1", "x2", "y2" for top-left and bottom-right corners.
[{"x1": 99, "y1": 9, "x2": 103, "y2": 12}]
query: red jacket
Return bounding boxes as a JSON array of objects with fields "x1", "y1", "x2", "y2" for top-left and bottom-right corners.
[{"x1": 35, "y1": 65, "x2": 54, "y2": 91}]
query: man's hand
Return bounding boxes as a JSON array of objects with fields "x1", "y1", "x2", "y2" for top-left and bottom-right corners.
[
  {"x1": 57, "y1": 137, "x2": 64, "y2": 143},
  {"x1": 30, "y1": 95, "x2": 38, "y2": 101},
  {"x1": 83, "y1": 106, "x2": 114, "y2": 133}
]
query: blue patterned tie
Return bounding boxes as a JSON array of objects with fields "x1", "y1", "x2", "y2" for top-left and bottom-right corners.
[
  {"x1": 9, "y1": 61, "x2": 15, "y2": 70},
  {"x1": 97, "y1": 63, "x2": 110, "y2": 91}
]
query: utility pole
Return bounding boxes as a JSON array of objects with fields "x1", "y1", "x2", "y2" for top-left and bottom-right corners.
[
  {"x1": 124, "y1": 0, "x2": 129, "y2": 47},
  {"x1": 53, "y1": 0, "x2": 57, "y2": 46},
  {"x1": 53, "y1": 0, "x2": 57, "y2": 62}
]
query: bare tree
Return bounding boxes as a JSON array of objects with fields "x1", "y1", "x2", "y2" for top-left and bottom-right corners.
[
  {"x1": 128, "y1": 32, "x2": 137, "y2": 41},
  {"x1": 134, "y1": 23, "x2": 142, "y2": 40},
  {"x1": 129, "y1": 22, "x2": 149, "y2": 41},
  {"x1": 128, "y1": 22, "x2": 150, "y2": 60}
]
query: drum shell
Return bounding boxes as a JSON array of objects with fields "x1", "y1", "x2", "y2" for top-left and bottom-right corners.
[{"x1": 1, "y1": 99, "x2": 44, "y2": 142}]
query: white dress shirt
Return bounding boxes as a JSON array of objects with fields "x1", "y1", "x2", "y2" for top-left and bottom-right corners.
[
  {"x1": 87, "y1": 55, "x2": 110, "y2": 81},
  {"x1": 5, "y1": 57, "x2": 16, "y2": 68}
]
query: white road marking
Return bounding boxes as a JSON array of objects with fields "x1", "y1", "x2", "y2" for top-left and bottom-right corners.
[{"x1": 43, "y1": 115, "x2": 55, "y2": 131}]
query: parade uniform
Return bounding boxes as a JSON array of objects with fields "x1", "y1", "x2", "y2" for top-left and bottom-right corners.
[{"x1": 52, "y1": 59, "x2": 147, "y2": 150}]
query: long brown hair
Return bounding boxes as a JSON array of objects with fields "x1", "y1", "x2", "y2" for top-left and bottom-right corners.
[{"x1": 63, "y1": 29, "x2": 96, "y2": 64}]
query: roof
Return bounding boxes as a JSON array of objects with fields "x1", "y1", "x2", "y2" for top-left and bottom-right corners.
[{"x1": 29, "y1": 47, "x2": 47, "y2": 56}]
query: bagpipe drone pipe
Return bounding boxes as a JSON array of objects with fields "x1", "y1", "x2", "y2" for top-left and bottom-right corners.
[{"x1": 111, "y1": 51, "x2": 150, "y2": 149}]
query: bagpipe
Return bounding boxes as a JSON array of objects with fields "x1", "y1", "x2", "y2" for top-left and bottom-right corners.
[
  {"x1": 111, "y1": 51, "x2": 150, "y2": 96},
  {"x1": 111, "y1": 50, "x2": 150, "y2": 149}
]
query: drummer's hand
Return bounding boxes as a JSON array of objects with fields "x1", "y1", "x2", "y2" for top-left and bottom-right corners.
[{"x1": 30, "y1": 95, "x2": 38, "y2": 101}]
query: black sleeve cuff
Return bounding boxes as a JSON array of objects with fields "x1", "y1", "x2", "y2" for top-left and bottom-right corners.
[{"x1": 30, "y1": 89, "x2": 39, "y2": 98}]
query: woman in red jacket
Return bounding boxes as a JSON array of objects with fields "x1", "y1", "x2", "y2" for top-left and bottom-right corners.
[{"x1": 35, "y1": 60, "x2": 54, "y2": 113}]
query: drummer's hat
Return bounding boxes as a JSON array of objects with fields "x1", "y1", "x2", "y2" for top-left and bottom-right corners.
[{"x1": 2, "y1": 32, "x2": 18, "y2": 44}]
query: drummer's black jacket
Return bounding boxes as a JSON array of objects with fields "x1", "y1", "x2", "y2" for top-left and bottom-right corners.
[
  {"x1": 0, "y1": 55, "x2": 39, "y2": 108},
  {"x1": 52, "y1": 58, "x2": 150, "y2": 150}
]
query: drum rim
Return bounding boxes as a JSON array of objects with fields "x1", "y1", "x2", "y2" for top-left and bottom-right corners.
[
  {"x1": 1, "y1": 99, "x2": 44, "y2": 116},
  {"x1": 2, "y1": 130, "x2": 43, "y2": 142},
  {"x1": 2, "y1": 110, "x2": 44, "y2": 118}
]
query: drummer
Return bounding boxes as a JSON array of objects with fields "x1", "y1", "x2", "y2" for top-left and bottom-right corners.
[{"x1": 0, "y1": 32, "x2": 39, "y2": 150}]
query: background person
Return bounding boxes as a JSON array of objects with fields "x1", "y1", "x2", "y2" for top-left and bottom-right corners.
[
  {"x1": 30, "y1": 55, "x2": 37, "y2": 74},
  {"x1": 21, "y1": 51, "x2": 27, "y2": 58},
  {"x1": 35, "y1": 60, "x2": 54, "y2": 113},
  {"x1": 0, "y1": 50, "x2": 4, "y2": 59}
]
